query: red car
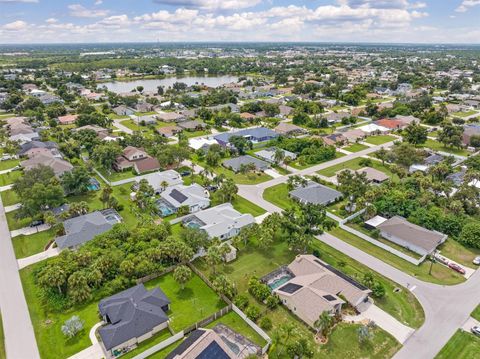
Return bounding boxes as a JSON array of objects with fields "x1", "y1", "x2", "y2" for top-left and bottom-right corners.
[{"x1": 448, "y1": 263, "x2": 466, "y2": 275}]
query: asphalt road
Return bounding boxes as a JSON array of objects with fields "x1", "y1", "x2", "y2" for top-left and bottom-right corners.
[{"x1": 0, "y1": 196, "x2": 40, "y2": 359}]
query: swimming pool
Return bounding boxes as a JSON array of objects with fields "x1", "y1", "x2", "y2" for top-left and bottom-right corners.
[{"x1": 268, "y1": 274, "x2": 293, "y2": 290}]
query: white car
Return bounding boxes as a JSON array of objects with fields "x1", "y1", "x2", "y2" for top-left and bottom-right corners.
[
  {"x1": 471, "y1": 326, "x2": 480, "y2": 336},
  {"x1": 473, "y1": 256, "x2": 480, "y2": 265}
]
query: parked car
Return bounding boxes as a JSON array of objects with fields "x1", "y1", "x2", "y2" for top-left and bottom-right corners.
[
  {"x1": 471, "y1": 326, "x2": 480, "y2": 336},
  {"x1": 206, "y1": 185, "x2": 218, "y2": 192},
  {"x1": 29, "y1": 220, "x2": 44, "y2": 227},
  {"x1": 473, "y1": 256, "x2": 480, "y2": 265},
  {"x1": 434, "y1": 253, "x2": 449, "y2": 266},
  {"x1": 180, "y1": 170, "x2": 191, "y2": 177},
  {"x1": 448, "y1": 263, "x2": 466, "y2": 275}
]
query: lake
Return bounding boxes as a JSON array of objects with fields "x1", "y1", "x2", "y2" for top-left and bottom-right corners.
[{"x1": 99, "y1": 75, "x2": 239, "y2": 94}]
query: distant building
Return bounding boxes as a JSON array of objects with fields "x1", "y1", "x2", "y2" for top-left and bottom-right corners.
[
  {"x1": 214, "y1": 127, "x2": 278, "y2": 147},
  {"x1": 289, "y1": 181, "x2": 342, "y2": 206},
  {"x1": 222, "y1": 155, "x2": 270, "y2": 173}
]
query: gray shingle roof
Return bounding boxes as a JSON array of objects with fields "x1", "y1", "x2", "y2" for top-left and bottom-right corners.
[
  {"x1": 214, "y1": 127, "x2": 278, "y2": 144},
  {"x1": 98, "y1": 284, "x2": 170, "y2": 350},
  {"x1": 289, "y1": 181, "x2": 342, "y2": 205},
  {"x1": 222, "y1": 155, "x2": 270, "y2": 172}
]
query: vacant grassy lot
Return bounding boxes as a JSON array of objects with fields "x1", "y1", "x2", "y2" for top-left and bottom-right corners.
[
  {"x1": 421, "y1": 139, "x2": 470, "y2": 157},
  {"x1": 343, "y1": 143, "x2": 369, "y2": 153},
  {"x1": 364, "y1": 135, "x2": 396, "y2": 145},
  {"x1": 0, "y1": 189, "x2": 19, "y2": 206},
  {"x1": 262, "y1": 183, "x2": 291, "y2": 210},
  {"x1": 96, "y1": 167, "x2": 137, "y2": 184},
  {"x1": 0, "y1": 170, "x2": 22, "y2": 187},
  {"x1": 12, "y1": 228, "x2": 56, "y2": 259},
  {"x1": 0, "y1": 159, "x2": 20, "y2": 171},
  {"x1": 436, "y1": 330, "x2": 480, "y2": 359},
  {"x1": 438, "y1": 239, "x2": 480, "y2": 269},
  {"x1": 329, "y1": 227, "x2": 464, "y2": 285},
  {"x1": 317, "y1": 157, "x2": 395, "y2": 178}
]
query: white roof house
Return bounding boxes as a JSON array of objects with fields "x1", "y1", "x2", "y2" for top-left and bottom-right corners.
[
  {"x1": 188, "y1": 137, "x2": 218, "y2": 151},
  {"x1": 357, "y1": 123, "x2": 390, "y2": 134},
  {"x1": 183, "y1": 203, "x2": 255, "y2": 240},
  {"x1": 137, "y1": 170, "x2": 183, "y2": 194},
  {"x1": 160, "y1": 183, "x2": 210, "y2": 213}
]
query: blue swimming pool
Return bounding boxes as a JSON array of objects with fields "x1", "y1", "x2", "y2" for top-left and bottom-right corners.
[{"x1": 268, "y1": 274, "x2": 293, "y2": 290}]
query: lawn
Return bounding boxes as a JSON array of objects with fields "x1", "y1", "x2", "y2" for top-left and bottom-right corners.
[
  {"x1": 230, "y1": 195, "x2": 266, "y2": 217},
  {"x1": 317, "y1": 322, "x2": 401, "y2": 359},
  {"x1": 144, "y1": 272, "x2": 225, "y2": 332},
  {"x1": 0, "y1": 312, "x2": 4, "y2": 359},
  {"x1": 183, "y1": 129, "x2": 211, "y2": 139},
  {"x1": 205, "y1": 311, "x2": 267, "y2": 347},
  {"x1": 343, "y1": 143, "x2": 369, "y2": 153},
  {"x1": 0, "y1": 170, "x2": 22, "y2": 187},
  {"x1": 317, "y1": 157, "x2": 396, "y2": 178},
  {"x1": 289, "y1": 151, "x2": 346, "y2": 170},
  {"x1": 95, "y1": 167, "x2": 137, "y2": 184},
  {"x1": 119, "y1": 329, "x2": 171, "y2": 359},
  {"x1": 12, "y1": 228, "x2": 55, "y2": 259},
  {"x1": 364, "y1": 135, "x2": 396, "y2": 145},
  {"x1": 421, "y1": 139, "x2": 470, "y2": 157},
  {"x1": 263, "y1": 183, "x2": 291, "y2": 210},
  {"x1": 452, "y1": 110, "x2": 478, "y2": 118},
  {"x1": 6, "y1": 210, "x2": 32, "y2": 230},
  {"x1": 438, "y1": 239, "x2": 480, "y2": 269},
  {"x1": 472, "y1": 305, "x2": 480, "y2": 321},
  {"x1": 329, "y1": 227, "x2": 465, "y2": 285},
  {"x1": 215, "y1": 165, "x2": 273, "y2": 185},
  {"x1": 0, "y1": 189, "x2": 19, "y2": 206},
  {"x1": 0, "y1": 158, "x2": 19, "y2": 171},
  {"x1": 436, "y1": 330, "x2": 480, "y2": 359},
  {"x1": 119, "y1": 119, "x2": 143, "y2": 132}
]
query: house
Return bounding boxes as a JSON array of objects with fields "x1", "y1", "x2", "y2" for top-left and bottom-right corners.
[
  {"x1": 112, "y1": 105, "x2": 135, "y2": 116},
  {"x1": 20, "y1": 153, "x2": 73, "y2": 177},
  {"x1": 55, "y1": 209, "x2": 122, "y2": 250},
  {"x1": 255, "y1": 148, "x2": 297, "y2": 163},
  {"x1": 74, "y1": 125, "x2": 110, "y2": 138},
  {"x1": 158, "y1": 184, "x2": 210, "y2": 216},
  {"x1": 409, "y1": 153, "x2": 444, "y2": 173},
  {"x1": 182, "y1": 203, "x2": 255, "y2": 240},
  {"x1": 98, "y1": 284, "x2": 170, "y2": 358},
  {"x1": 57, "y1": 114, "x2": 78, "y2": 125},
  {"x1": 356, "y1": 167, "x2": 390, "y2": 184},
  {"x1": 177, "y1": 120, "x2": 206, "y2": 131},
  {"x1": 136, "y1": 170, "x2": 183, "y2": 195},
  {"x1": 393, "y1": 115, "x2": 420, "y2": 126},
  {"x1": 369, "y1": 215, "x2": 448, "y2": 256},
  {"x1": 324, "y1": 112, "x2": 350, "y2": 124},
  {"x1": 157, "y1": 125, "x2": 182, "y2": 138},
  {"x1": 274, "y1": 122, "x2": 307, "y2": 136},
  {"x1": 136, "y1": 102, "x2": 155, "y2": 113},
  {"x1": 165, "y1": 328, "x2": 239, "y2": 359},
  {"x1": 290, "y1": 181, "x2": 342, "y2": 206},
  {"x1": 214, "y1": 127, "x2": 279, "y2": 147},
  {"x1": 188, "y1": 137, "x2": 218, "y2": 151},
  {"x1": 462, "y1": 124, "x2": 480, "y2": 146},
  {"x1": 157, "y1": 112, "x2": 186, "y2": 123},
  {"x1": 374, "y1": 119, "x2": 408, "y2": 130},
  {"x1": 357, "y1": 123, "x2": 390, "y2": 134},
  {"x1": 222, "y1": 155, "x2": 270, "y2": 173},
  {"x1": 270, "y1": 255, "x2": 371, "y2": 328},
  {"x1": 240, "y1": 112, "x2": 256, "y2": 121},
  {"x1": 278, "y1": 105, "x2": 294, "y2": 117},
  {"x1": 341, "y1": 129, "x2": 366, "y2": 143},
  {"x1": 18, "y1": 141, "x2": 58, "y2": 157},
  {"x1": 323, "y1": 133, "x2": 346, "y2": 146},
  {"x1": 114, "y1": 146, "x2": 160, "y2": 174},
  {"x1": 133, "y1": 115, "x2": 157, "y2": 125}
]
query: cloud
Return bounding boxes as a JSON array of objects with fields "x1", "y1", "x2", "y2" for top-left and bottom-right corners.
[
  {"x1": 2, "y1": 20, "x2": 28, "y2": 31},
  {"x1": 45, "y1": 18, "x2": 58, "y2": 23},
  {"x1": 456, "y1": 0, "x2": 480, "y2": 12},
  {"x1": 153, "y1": 0, "x2": 261, "y2": 10},
  {"x1": 68, "y1": 4, "x2": 109, "y2": 18}
]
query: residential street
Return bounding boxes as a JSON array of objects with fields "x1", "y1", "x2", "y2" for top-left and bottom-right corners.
[{"x1": 0, "y1": 196, "x2": 40, "y2": 359}]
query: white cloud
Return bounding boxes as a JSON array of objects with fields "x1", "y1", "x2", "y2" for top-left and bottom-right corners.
[
  {"x1": 2, "y1": 20, "x2": 28, "y2": 31},
  {"x1": 45, "y1": 18, "x2": 58, "y2": 24},
  {"x1": 94, "y1": 0, "x2": 103, "y2": 4},
  {"x1": 153, "y1": 0, "x2": 261, "y2": 10},
  {"x1": 68, "y1": 4, "x2": 109, "y2": 18},
  {"x1": 456, "y1": 0, "x2": 480, "y2": 12}
]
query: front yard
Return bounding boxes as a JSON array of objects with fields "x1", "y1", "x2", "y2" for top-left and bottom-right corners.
[
  {"x1": 262, "y1": 183, "x2": 291, "y2": 209},
  {"x1": 317, "y1": 157, "x2": 396, "y2": 178},
  {"x1": 12, "y1": 228, "x2": 55, "y2": 259},
  {"x1": 436, "y1": 330, "x2": 480, "y2": 359},
  {"x1": 364, "y1": 135, "x2": 396, "y2": 145},
  {"x1": 0, "y1": 170, "x2": 22, "y2": 187},
  {"x1": 0, "y1": 189, "x2": 19, "y2": 206},
  {"x1": 343, "y1": 143, "x2": 369, "y2": 153},
  {"x1": 0, "y1": 159, "x2": 20, "y2": 171}
]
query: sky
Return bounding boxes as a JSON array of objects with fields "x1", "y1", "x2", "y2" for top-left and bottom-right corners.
[{"x1": 0, "y1": 0, "x2": 479, "y2": 44}]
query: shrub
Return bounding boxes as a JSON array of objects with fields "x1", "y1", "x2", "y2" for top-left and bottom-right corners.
[
  {"x1": 372, "y1": 282, "x2": 386, "y2": 298},
  {"x1": 248, "y1": 277, "x2": 271, "y2": 302},
  {"x1": 259, "y1": 317, "x2": 272, "y2": 330},
  {"x1": 234, "y1": 294, "x2": 250, "y2": 310},
  {"x1": 61, "y1": 315, "x2": 84, "y2": 338},
  {"x1": 266, "y1": 294, "x2": 280, "y2": 309},
  {"x1": 245, "y1": 306, "x2": 261, "y2": 322}
]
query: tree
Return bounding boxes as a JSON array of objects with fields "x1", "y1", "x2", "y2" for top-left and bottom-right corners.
[
  {"x1": 438, "y1": 122, "x2": 463, "y2": 149},
  {"x1": 273, "y1": 148, "x2": 285, "y2": 166},
  {"x1": 229, "y1": 135, "x2": 252, "y2": 155},
  {"x1": 337, "y1": 170, "x2": 369, "y2": 211},
  {"x1": 217, "y1": 178, "x2": 237, "y2": 203},
  {"x1": 61, "y1": 316, "x2": 84, "y2": 338},
  {"x1": 314, "y1": 311, "x2": 334, "y2": 337},
  {"x1": 61, "y1": 166, "x2": 91, "y2": 195},
  {"x1": 135, "y1": 179, "x2": 154, "y2": 210},
  {"x1": 404, "y1": 122, "x2": 428, "y2": 146},
  {"x1": 212, "y1": 275, "x2": 237, "y2": 299},
  {"x1": 173, "y1": 265, "x2": 192, "y2": 290},
  {"x1": 458, "y1": 222, "x2": 480, "y2": 248},
  {"x1": 357, "y1": 323, "x2": 374, "y2": 344},
  {"x1": 375, "y1": 147, "x2": 388, "y2": 166},
  {"x1": 67, "y1": 271, "x2": 91, "y2": 304},
  {"x1": 286, "y1": 175, "x2": 307, "y2": 191},
  {"x1": 388, "y1": 143, "x2": 423, "y2": 168},
  {"x1": 100, "y1": 185, "x2": 113, "y2": 209},
  {"x1": 68, "y1": 201, "x2": 89, "y2": 217},
  {"x1": 206, "y1": 245, "x2": 222, "y2": 275},
  {"x1": 180, "y1": 227, "x2": 208, "y2": 253},
  {"x1": 91, "y1": 142, "x2": 122, "y2": 171}
]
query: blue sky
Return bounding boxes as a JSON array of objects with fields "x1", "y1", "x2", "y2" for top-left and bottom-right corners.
[{"x1": 0, "y1": 0, "x2": 479, "y2": 44}]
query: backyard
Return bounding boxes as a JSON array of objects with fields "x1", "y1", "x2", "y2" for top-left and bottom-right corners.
[{"x1": 435, "y1": 330, "x2": 480, "y2": 359}]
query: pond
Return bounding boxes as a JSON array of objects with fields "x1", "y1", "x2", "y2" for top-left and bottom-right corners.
[{"x1": 98, "y1": 75, "x2": 239, "y2": 93}]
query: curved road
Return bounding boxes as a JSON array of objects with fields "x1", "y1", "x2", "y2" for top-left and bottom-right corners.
[{"x1": 237, "y1": 141, "x2": 480, "y2": 359}]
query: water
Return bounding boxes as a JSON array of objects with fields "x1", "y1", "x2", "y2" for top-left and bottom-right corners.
[
  {"x1": 99, "y1": 75, "x2": 239, "y2": 94},
  {"x1": 268, "y1": 274, "x2": 293, "y2": 290}
]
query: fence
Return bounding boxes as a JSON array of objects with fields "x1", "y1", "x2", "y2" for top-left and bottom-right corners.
[
  {"x1": 232, "y1": 304, "x2": 272, "y2": 355},
  {"x1": 187, "y1": 263, "x2": 232, "y2": 304},
  {"x1": 183, "y1": 305, "x2": 232, "y2": 335},
  {"x1": 131, "y1": 331, "x2": 185, "y2": 359},
  {"x1": 136, "y1": 265, "x2": 177, "y2": 284}
]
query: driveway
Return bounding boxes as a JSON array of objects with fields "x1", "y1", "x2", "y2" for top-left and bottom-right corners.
[
  {"x1": 461, "y1": 317, "x2": 480, "y2": 332},
  {"x1": 11, "y1": 223, "x2": 50, "y2": 238},
  {"x1": 18, "y1": 247, "x2": 61, "y2": 270},
  {"x1": 112, "y1": 119, "x2": 133, "y2": 134}
]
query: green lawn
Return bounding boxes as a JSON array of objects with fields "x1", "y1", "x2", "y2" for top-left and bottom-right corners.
[
  {"x1": 343, "y1": 143, "x2": 369, "y2": 153},
  {"x1": 12, "y1": 228, "x2": 56, "y2": 259},
  {"x1": 471, "y1": 305, "x2": 480, "y2": 322},
  {"x1": 436, "y1": 330, "x2": 480, "y2": 359},
  {"x1": 96, "y1": 167, "x2": 137, "y2": 184},
  {"x1": 216, "y1": 165, "x2": 273, "y2": 185},
  {"x1": 144, "y1": 273, "x2": 225, "y2": 332},
  {"x1": 0, "y1": 159, "x2": 20, "y2": 171},
  {"x1": 183, "y1": 129, "x2": 211, "y2": 138},
  {"x1": 0, "y1": 170, "x2": 22, "y2": 187},
  {"x1": 0, "y1": 189, "x2": 19, "y2": 206},
  {"x1": 452, "y1": 110, "x2": 478, "y2": 118},
  {"x1": 119, "y1": 119, "x2": 143, "y2": 131},
  {"x1": 205, "y1": 311, "x2": 267, "y2": 347},
  {"x1": 119, "y1": 329, "x2": 171, "y2": 359},
  {"x1": 317, "y1": 322, "x2": 401, "y2": 359},
  {"x1": 263, "y1": 183, "x2": 291, "y2": 209},
  {"x1": 289, "y1": 151, "x2": 346, "y2": 170},
  {"x1": 317, "y1": 157, "x2": 396, "y2": 178},
  {"x1": 0, "y1": 312, "x2": 5, "y2": 359},
  {"x1": 438, "y1": 239, "x2": 480, "y2": 269},
  {"x1": 421, "y1": 139, "x2": 470, "y2": 157},
  {"x1": 364, "y1": 135, "x2": 396, "y2": 145},
  {"x1": 6, "y1": 210, "x2": 32, "y2": 230},
  {"x1": 231, "y1": 196, "x2": 266, "y2": 217},
  {"x1": 329, "y1": 227, "x2": 465, "y2": 285}
]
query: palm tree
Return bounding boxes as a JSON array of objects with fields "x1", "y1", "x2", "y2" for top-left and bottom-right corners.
[
  {"x1": 160, "y1": 180, "x2": 169, "y2": 192},
  {"x1": 314, "y1": 311, "x2": 334, "y2": 338},
  {"x1": 173, "y1": 265, "x2": 192, "y2": 290},
  {"x1": 273, "y1": 148, "x2": 285, "y2": 166}
]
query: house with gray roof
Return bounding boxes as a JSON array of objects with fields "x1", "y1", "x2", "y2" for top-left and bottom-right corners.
[
  {"x1": 255, "y1": 148, "x2": 297, "y2": 164},
  {"x1": 98, "y1": 284, "x2": 170, "y2": 357},
  {"x1": 289, "y1": 181, "x2": 342, "y2": 206},
  {"x1": 182, "y1": 203, "x2": 255, "y2": 241},
  {"x1": 222, "y1": 155, "x2": 270, "y2": 173},
  {"x1": 55, "y1": 209, "x2": 122, "y2": 250},
  {"x1": 214, "y1": 127, "x2": 278, "y2": 147},
  {"x1": 157, "y1": 184, "x2": 210, "y2": 216}
]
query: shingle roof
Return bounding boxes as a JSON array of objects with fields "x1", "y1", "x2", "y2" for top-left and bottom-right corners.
[
  {"x1": 222, "y1": 155, "x2": 270, "y2": 172},
  {"x1": 98, "y1": 284, "x2": 170, "y2": 351},
  {"x1": 214, "y1": 127, "x2": 278, "y2": 144},
  {"x1": 289, "y1": 182, "x2": 342, "y2": 205}
]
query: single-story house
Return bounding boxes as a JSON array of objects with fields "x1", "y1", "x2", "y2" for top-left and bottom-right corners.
[
  {"x1": 158, "y1": 184, "x2": 210, "y2": 215},
  {"x1": 55, "y1": 209, "x2": 122, "y2": 250},
  {"x1": 462, "y1": 124, "x2": 480, "y2": 146},
  {"x1": 136, "y1": 170, "x2": 183, "y2": 195},
  {"x1": 341, "y1": 128, "x2": 367, "y2": 143},
  {"x1": 271, "y1": 255, "x2": 371, "y2": 328},
  {"x1": 112, "y1": 105, "x2": 135, "y2": 116},
  {"x1": 214, "y1": 127, "x2": 279, "y2": 147},
  {"x1": 133, "y1": 115, "x2": 157, "y2": 125},
  {"x1": 18, "y1": 141, "x2": 58, "y2": 157},
  {"x1": 370, "y1": 215, "x2": 448, "y2": 256},
  {"x1": 188, "y1": 137, "x2": 218, "y2": 151},
  {"x1": 222, "y1": 155, "x2": 270, "y2": 173},
  {"x1": 177, "y1": 120, "x2": 206, "y2": 131},
  {"x1": 374, "y1": 119, "x2": 408, "y2": 130},
  {"x1": 240, "y1": 112, "x2": 256, "y2": 121},
  {"x1": 324, "y1": 112, "x2": 350, "y2": 124},
  {"x1": 157, "y1": 112, "x2": 186, "y2": 123},
  {"x1": 74, "y1": 125, "x2": 110, "y2": 138},
  {"x1": 157, "y1": 125, "x2": 182, "y2": 138},
  {"x1": 21, "y1": 153, "x2": 73, "y2": 177},
  {"x1": 98, "y1": 284, "x2": 170, "y2": 358},
  {"x1": 289, "y1": 181, "x2": 342, "y2": 206},
  {"x1": 279, "y1": 105, "x2": 294, "y2": 117},
  {"x1": 135, "y1": 102, "x2": 155, "y2": 113},
  {"x1": 10, "y1": 132, "x2": 40, "y2": 144},
  {"x1": 357, "y1": 123, "x2": 390, "y2": 134},
  {"x1": 274, "y1": 122, "x2": 307, "y2": 136},
  {"x1": 182, "y1": 203, "x2": 255, "y2": 240},
  {"x1": 254, "y1": 147, "x2": 297, "y2": 164},
  {"x1": 409, "y1": 153, "x2": 444, "y2": 173},
  {"x1": 57, "y1": 114, "x2": 78, "y2": 125},
  {"x1": 356, "y1": 167, "x2": 390, "y2": 184}
]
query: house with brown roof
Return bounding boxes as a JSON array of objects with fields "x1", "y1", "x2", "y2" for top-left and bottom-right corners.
[
  {"x1": 157, "y1": 112, "x2": 186, "y2": 123},
  {"x1": 114, "y1": 146, "x2": 160, "y2": 174},
  {"x1": 240, "y1": 112, "x2": 256, "y2": 120},
  {"x1": 177, "y1": 120, "x2": 206, "y2": 131},
  {"x1": 269, "y1": 255, "x2": 371, "y2": 328},
  {"x1": 341, "y1": 128, "x2": 366, "y2": 143},
  {"x1": 274, "y1": 122, "x2": 307, "y2": 136},
  {"x1": 157, "y1": 125, "x2": 182, "y2": 138},
  {"x1": 374, "y1": 119, "x2": 407, "y2": 130},
  {"x1": 57, "y1": 114, "x2": 78, "y2": 125},
  {"x1": 21, "y1": 153, "x2": 73, "y2": 177}
]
